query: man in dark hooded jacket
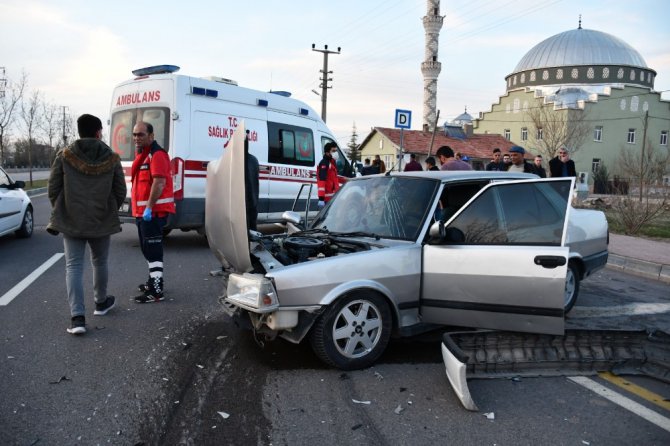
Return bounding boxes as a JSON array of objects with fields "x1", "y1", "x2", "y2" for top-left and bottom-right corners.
[{"x1": 48, "y1": 114, "x2": 126, "y2": 335}]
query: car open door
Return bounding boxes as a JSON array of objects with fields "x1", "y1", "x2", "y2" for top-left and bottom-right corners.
[{"x1": 421, "y1": 178, "x2": 574, "y2": 335}]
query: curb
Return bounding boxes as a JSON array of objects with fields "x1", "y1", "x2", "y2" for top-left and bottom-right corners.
[
  {"x1": 607, "y1": 254, "x2": 670, "y2": 283},
  {"x1": 26, "y1": 187, "x2": 47, "y2": 197}
]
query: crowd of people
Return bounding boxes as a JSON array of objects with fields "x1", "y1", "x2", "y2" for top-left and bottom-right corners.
[{"x1": 359, "y1": 145, "x2": 575, "y2": 179}]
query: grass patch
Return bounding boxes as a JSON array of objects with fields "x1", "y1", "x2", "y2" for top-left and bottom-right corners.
[
  {"x1": 21, "y1": 179, "x2": 48, "y2": 190},
  {"x1": 605, "y1": 211, "x2": 670, "y2": 239}
]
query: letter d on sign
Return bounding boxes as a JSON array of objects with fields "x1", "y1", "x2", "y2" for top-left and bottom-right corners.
[{"x1": 394, "y1": 109, "x2": 412, "y2": 129}]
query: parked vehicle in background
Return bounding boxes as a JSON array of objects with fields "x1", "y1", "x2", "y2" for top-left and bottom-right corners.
[
  {"x1": 109, "y1": 65, "x2": 354, "y2": 235},
  {"x1": 0, "y1": 167, "x2": 33, "y2": 239},
  {"x1": 206, "y1": 127, "x2": 609, "y2": 370}
]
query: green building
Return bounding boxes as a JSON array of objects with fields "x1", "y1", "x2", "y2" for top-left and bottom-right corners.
[{"x1": 474, "y1": 23, "x2": 670, "y2": 184}]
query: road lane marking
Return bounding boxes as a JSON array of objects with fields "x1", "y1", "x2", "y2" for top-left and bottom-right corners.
[
  {"x1": 598, "y1": 372, "x2": 670, "y2": 412},
  {"x1": 568, "y1": 376, "x2": 670, "y2": 433},
  {"x1": 0, "y1": 253, "x2": 64, "y2": 306},
  {"x1": 569, "y1": 303, "x2": 670, "y2": 318}
]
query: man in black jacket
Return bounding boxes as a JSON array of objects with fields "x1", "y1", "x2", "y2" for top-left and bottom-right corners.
[{"x1": 549, "y1": 148, "x2": 577, "y2": 177}]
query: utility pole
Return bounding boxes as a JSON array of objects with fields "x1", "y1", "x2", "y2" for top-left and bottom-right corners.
[
  {"x1": 0, "y1": 67, "x2": 6, "y2": 99},
  {"x1": 639, "y1": 110, "x2": 649, "y2": 202},
  {"x1": 61, "y1": 105, "x2": 69, "y2": 148},
  {"x1": 311, "y1": 44, "x2": 340, "y2": 123}
]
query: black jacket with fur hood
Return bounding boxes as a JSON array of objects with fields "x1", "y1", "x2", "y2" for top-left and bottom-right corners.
[{"x1": 47, "y1": 138, "x2": 126, "y2": 238}]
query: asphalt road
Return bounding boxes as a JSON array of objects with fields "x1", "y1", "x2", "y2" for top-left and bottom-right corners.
[{"x1": 1, "y1": 193, "x2": 669, "y2": 445}]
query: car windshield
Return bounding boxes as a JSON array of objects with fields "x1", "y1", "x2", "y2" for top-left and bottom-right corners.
[{"x1": 311, "y1": 176, "x2": 439, "y2": 241}]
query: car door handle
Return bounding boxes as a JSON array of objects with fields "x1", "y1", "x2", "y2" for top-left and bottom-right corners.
[{"x1": 534, "y1": 255, "x2": 566, "y2": 269}]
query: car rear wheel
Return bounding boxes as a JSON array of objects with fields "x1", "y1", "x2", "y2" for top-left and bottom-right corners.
[
  {"x1": 564, "y1": 262, "x2": 580, "y2": 313},
  {"x1": 309, "y1": 292, "x2": 392, "y2": 370},
  {"x1": 15, "y1": 206, "x2": 33, "y2": 238}
]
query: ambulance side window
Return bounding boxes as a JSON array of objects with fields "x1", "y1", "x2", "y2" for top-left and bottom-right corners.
[{"x1": 268, "y1": 122, "x2": 314, "y2": 167}]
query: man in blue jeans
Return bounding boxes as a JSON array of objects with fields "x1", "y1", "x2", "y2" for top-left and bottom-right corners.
[{"x1": 47, "y1": 114, "x2": 126, "y2": 334}]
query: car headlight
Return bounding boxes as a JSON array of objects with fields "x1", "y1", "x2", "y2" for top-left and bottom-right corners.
[{"x1": 226, "y1": 273, "x2": 278, "y2": 312}]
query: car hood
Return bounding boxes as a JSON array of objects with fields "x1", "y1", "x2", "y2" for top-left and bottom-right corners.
[{"x1": 205, "y1": 122, "x2": 252, "y2": 272}]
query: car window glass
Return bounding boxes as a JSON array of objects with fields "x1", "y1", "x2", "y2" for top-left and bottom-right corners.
[
  {"x1": 312, "y1": 176, "x2": 438, "y2": 240},
  {"x1": 448, "y1": 181, "x2": 570, "y2": 245}
]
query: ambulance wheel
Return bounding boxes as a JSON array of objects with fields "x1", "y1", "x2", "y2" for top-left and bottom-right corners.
[{"x1": 309, "y1": 291, "x2": 392, "y2": 370}]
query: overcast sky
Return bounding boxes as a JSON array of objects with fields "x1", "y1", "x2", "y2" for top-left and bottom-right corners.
[{"x1": 1, "y1": 0, "x2": 668, "y2": 145}]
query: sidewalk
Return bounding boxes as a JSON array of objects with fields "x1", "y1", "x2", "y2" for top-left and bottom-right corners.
[{"x1": 607, "y1": 233, "x2": 670, "y2": 283}]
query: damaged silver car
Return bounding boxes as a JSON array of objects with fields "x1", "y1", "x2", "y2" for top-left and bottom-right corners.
[{"x1": 206, "y1": 124, "x2": 608, "y2": 370}]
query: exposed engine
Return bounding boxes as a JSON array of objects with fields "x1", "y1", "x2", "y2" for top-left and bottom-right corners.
[{"x1": 259, "y1": 233, "x2": 373, "y2": 266}]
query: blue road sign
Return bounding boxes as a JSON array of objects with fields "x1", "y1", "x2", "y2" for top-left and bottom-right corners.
[{"x1": 394, "y1": 109, "x2": 412, "y2": 129}]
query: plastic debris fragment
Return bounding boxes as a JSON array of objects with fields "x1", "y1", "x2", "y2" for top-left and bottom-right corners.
[
  {"x1": 218, "y1": 411, "x2": 230, "y2": 419},
  {"x1": 49, "y1": 376, "x2": 70, "y2": 384},
  {"x1": 352, "y1": 399, "x2": 371, "y2": 405},
  {"x1": 483, "y1": 412, "x2": 495, "y2": 420},
  {"x1": 394, "y1": 404, "x2": 404, "y2": 415},
  {"x1": 374, "y1": 371, "x2": 384, "y2": 380}
]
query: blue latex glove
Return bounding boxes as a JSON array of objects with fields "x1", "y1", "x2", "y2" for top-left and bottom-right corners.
[
  {"x1": 318, "y1": 200, "x2": 325, "y2": 209},
  {"x1": 142, "y1": 207, "x2": 152, "y2": 221}
]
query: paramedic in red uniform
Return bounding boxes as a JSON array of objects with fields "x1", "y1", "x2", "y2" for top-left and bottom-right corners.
[
  {"x1": 130, "y1": 121, "x2": 175, "y2": 303},
  {"x1": 317, "y1": 142, "x2": 340, "y2": 208}
]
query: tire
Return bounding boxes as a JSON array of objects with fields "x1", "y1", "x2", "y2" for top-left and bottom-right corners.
[
  {"x1": 309, "y1": 291, "x2": 392, "y2": 370},
  {"x1": 564, "y1": 262, "x2": 580, "y2": 313},
  {"x1": 15, "y1": 206, "x2": 33, "y2": 238}
]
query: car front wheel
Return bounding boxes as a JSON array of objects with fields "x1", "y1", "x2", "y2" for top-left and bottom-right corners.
[
  {"x1": 309, "y1": 292, "x2": 392, "y2": 370},
  {"x1": 15, "y1": 206, "x2": 33, "y2": 238},
  {"x1": 564, "y1": 262, "x2": 580, "y2": 313}
]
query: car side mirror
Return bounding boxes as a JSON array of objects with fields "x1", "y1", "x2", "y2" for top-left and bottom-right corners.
[
  {"x1": 428, "y1": 220, "x2": 446, "y2": 244},
  {"x1": 13, "y1": 180, "x2": 26, "y2": 189}
]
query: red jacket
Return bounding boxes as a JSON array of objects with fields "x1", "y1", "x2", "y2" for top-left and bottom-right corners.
[
  {"x1": 131, "y1": 141, "x2": 175, "y2": 217},
  {"x1": 317, "y1": 156, "x2": 339, "y2": 202}
]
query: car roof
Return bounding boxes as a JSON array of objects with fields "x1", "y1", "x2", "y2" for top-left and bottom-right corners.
[{"x1": 357, "y1": 170, "x2": 539, "y2": 183}]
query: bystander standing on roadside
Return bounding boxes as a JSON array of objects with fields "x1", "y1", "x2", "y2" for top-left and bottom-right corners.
[
  {"x1": 425, "y1": 156, "x2": 439, "y2": 171},
  {"x1": 485, "y1": 148, "x2": 506, "y2": 171},
  {"x1": 503, "y1": 153, "x2": 512, "y2": 168},
  {"x1": 533, "y1": 154, "x2": 547, "y2": 177},
  {"x1": 131, "y1": 121, "x2": 176, "y2": 304},
  {"x1": 374, "y1": 154, "x2": 386, "y2": 173},
  {"x1": 549, "y1": 148, "x2": 577, "y2": 178},
  {"x1": 505, "y1": 146, "x2": 536, "y2": 173},
  {"x1": 47, "y1": 114, "x2": 126, "y2": 335},
  {"x1": 403, "y1": 153, "x2": 423, "y2": 171},
  {"x1": 245, "y1": 131, "x2": 259, "y2": 231},
  {"x1": 436, "y1": 145, "x2": 472, "y2": 171}
]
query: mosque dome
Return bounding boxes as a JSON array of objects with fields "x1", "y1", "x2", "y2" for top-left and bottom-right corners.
[
  {"x1": 451, "y1": 107, "x2": 473, "y2": 125},
  {"x1": 505, "y1": 25, "x2": 656, "y2": 92}
]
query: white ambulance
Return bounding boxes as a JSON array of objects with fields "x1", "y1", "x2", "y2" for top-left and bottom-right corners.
[{"x1": 109, "y1": 65, "x2": 354, "y2": 233}]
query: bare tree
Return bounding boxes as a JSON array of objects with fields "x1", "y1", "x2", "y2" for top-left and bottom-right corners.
[
  {"x1": 20, "y1": 89, "x2": 43, "y2": 185},
  {"x1": 609, "y1": 137, "x2": 670, "y2": 235},
  {"x1": 525, "y1": 97, "x2": 591, "y2": 160},
  {"x1": 0, "y1": 71, "x2": 27, "y2": 167},
  {"x1": 42, "y1": 102, "x2": 60, "y2": 149}
]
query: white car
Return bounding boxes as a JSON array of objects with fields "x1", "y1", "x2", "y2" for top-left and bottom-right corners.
[
  {"x1": 206, "y1": 125, "x2": 609, "y2": 370},
  {"x1": 0, "y1": 167, "x2": 33, "y2": 238}
]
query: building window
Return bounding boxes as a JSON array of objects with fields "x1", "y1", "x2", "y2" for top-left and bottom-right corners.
[
  {"x1": 594, "y1": 126, "x2": 603, "y2": 142},
  {"x1": 661, "y1": 131, "x2": 668, "y2": 146},
  {"x1": 592, "y1": 158, "x2": 601, "y2": 173},
  {"x1": 536, "y1": 128, "x2": 543, "y2": 141},
  {"x1": 521, "y1": 127, "x2": 528, "y2": 141},
  {"x1": 504, "y1": 129, "x2": 511, "y2": 140},
  {"x1": 627, "y1": 129, "x2": 636, "y2": 144}
]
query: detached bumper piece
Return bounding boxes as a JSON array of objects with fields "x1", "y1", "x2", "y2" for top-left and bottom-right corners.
[{"x1": 441, "y1": 329, "x2": 670, "y2": 411}]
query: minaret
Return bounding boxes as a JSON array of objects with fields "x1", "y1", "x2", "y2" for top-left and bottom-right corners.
[{"x1": 421, "y1": 0, "x2": 443, "y2": 132}]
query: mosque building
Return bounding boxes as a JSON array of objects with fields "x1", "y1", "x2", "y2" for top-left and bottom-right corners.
[{"x1": 473, "y1": 19, "x2": 670, "y2": 181}]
